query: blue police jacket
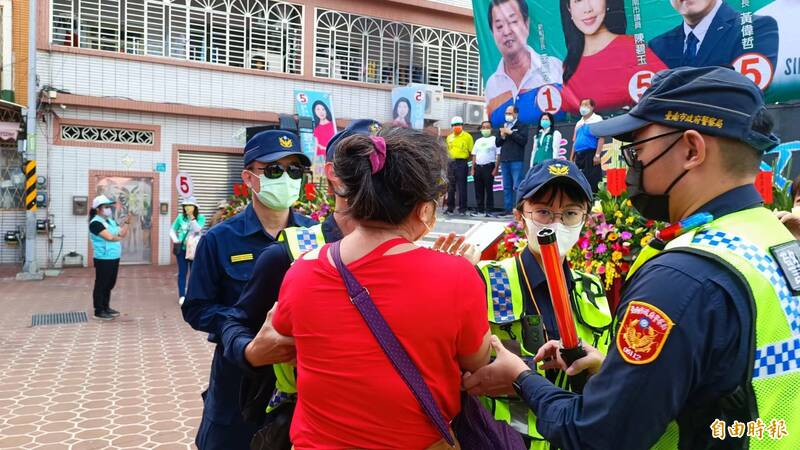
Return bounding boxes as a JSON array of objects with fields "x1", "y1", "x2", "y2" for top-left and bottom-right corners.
[
  {"x1": 515, "y1": 185, "x2": 760, "y2": 449},
  {"x1": 221, "y1": 215, "x2": 343, "y2": 378},
  {"x1": 181, "y1": 203, "x2": 315, "y2": 427}
]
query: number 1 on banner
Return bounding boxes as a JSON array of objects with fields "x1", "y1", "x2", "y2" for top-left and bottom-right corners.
[
  {"x1": 176, "y1": 171, "x2": 194, "y2": 199},
  {"x1": 536, "y1": 85, "x2": 562, "y2": 114}
]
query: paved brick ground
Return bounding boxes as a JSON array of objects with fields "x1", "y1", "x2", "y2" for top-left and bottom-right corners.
[{"x1": 0, "y1": 264, "x2": 213, "y2": 449}]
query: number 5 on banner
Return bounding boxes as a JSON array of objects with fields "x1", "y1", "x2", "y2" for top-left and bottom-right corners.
[
  {"x1": 175, "y1": 171, "x2": 194, "y2": 199},
  {"x1": 732, "y1": 53, "x2": 773, "y2": 90}
]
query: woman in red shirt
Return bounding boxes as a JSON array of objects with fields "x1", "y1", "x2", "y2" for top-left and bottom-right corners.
[
  {"x1": 560, "y1": 0, "x2": 667, "y2": 113},
  {"x1": 273, "y1": 128, "x2": 491, "y2": 449}
]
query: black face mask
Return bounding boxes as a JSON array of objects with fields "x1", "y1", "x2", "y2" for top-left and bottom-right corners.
[{"x1": 626, "y1": 135, "x2": 689, "y2": 222}]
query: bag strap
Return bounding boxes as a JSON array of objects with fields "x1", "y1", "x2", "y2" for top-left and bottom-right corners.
[{"x1": 329, "y1": 241, "x2": 455, "y2": 447}]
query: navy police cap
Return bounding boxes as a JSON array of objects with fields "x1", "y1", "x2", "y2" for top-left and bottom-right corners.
[
  {"x1": 243, "y1": 130, "x2": 310, "y2": 167},
  {"x1": 516, "y1": 159, "x2": 593, "y2": 207},
  {"x1": 590, "y1": 66, "x2": 780, "y2": 152},
  {"x1": 325, "y1": 119, "x2": 382, "y2": 162}
]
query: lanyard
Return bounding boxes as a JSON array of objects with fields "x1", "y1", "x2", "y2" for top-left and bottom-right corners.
[{"x1": 517, "y1": 253, "x2": 550, "y2": 341}]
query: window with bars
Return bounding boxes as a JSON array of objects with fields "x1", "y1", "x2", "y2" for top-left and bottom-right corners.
[
  {"x1": 314, "y1": 9, "x2": 482, "y2": 96},
  {"x1": 60, "y1": 124, "x2": 156, "y2": 146},
  {"x1": 50, "y1": 0, "x2": 304, "y2": 74},
  {"x1": 0, "y1": 146, "x2": 24, "y2": 210}
]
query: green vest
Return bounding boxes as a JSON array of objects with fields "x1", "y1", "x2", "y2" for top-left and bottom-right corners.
[
  {"x1": 628, "y1": 207, "x2": 799, "y2": 449},
  {"x1": 267, "y1": 224, "x2": 327, "y2": 413},
  {"x1": 478, "y1": 256, "x2": 613, "y2": 449}
]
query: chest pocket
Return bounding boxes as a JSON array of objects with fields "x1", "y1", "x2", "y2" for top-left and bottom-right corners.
[{"x1": 223, "y1": 251, "x2": 258, "y2": 282}]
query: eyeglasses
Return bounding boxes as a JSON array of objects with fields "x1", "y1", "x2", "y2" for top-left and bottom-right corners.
[
  {"x1": 620, "y1": 130, "x2": 684, "y2": 167},
  {"x1": 259, "y1": 163, "x2": 306, "y2": 180},
  {"x1": 522, "y1": 208, "x2": 587, "y2": 227}
]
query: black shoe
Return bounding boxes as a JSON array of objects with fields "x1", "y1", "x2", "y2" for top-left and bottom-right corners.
[
  {"x1": 106, "y1": 308, "x2": 120, "y2": 317},
  {"x1": 444, "y1": 210, "x2": 454, "y2": 216},
  {"x1": 468, "y1": 211, "x2": 478, "y2": 217},
  {"x1": 93, "y1": 311, "x2": 114, "y2": 321},
  {"x1": 485, "y1": 212, "x2": 497, "y2": 218}
]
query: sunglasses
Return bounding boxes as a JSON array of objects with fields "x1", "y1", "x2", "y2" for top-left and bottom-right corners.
[
  {"x1": 259, "y1": 163, "x2": 306, "y2": 180},
  {"x1": 620, "y1": 130, "x2": 684, "y2": 167}
]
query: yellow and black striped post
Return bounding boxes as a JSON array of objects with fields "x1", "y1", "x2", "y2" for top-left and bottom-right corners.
[{"x1": 24, "y1": 160, "x2": 37, "y2": 212}]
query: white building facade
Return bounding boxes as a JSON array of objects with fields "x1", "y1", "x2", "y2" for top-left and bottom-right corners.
[{"x1": 0, "y1": 0, "x2": 481, "y2": 266}]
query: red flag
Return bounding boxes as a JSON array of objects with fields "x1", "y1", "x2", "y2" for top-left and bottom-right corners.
[
  {"x1": 305, "y1": 183, "x2": 317, "y2": 201},
  {"x1": 606, "y1": 168, "x2": 627, "y2": 197},
  {"x1": 754, "y1": 171, "x2": 773, "y2": 204}
]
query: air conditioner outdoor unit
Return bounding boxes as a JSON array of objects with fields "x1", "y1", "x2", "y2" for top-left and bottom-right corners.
[
  {"x1": 409, "y1": 84, "x2": 445, "y2": 121},
  {"x1": 463, "y1": 101, "x2": 486, "y2": 125}
]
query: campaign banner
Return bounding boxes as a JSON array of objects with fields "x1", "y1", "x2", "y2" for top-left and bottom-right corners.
[
  {"x1": 473, "y1": 0, "x2": 798, "y2": 127},
  {"x1": 294, "y1": 90, "x2": 337, "y2": 159},
  {"x1": 390, "y1": 86, "x2": 426, "y2": 129}
]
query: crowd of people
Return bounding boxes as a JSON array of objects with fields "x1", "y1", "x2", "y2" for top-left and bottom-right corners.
[{"x1": 76, "y1": 65, "x2": 799, "y2": 449}]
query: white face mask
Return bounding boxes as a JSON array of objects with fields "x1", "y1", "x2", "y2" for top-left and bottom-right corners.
[
  {"x1": 579, "y1": 106, "x2": 592, "y2": 117},
  {"x1": 523, "y1": 217, "x2": 581, "y2": 257},
  {"x1": 418, "y1": 201, "x2": 438, "y2": 241},
  {"x1": 251, "y1": 172, "x2": 301, "y2": 210},
  {"x1": 101, "y1": 207, "x2": 113, "y2": 217},
  {"x1": 505, "y1": 114, "x2": 515, "y2": 123}
]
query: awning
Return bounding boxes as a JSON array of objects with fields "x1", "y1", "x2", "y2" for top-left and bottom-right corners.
[{"x1": 0, "y1": 99, "x2": 24, "y2": 141}]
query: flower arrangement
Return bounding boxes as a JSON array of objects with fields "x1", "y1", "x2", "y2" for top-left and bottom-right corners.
[
  {"x1": 496, "y1": 219, "x2": 528, "y2": 260},
  {"x1": 293, "y1": 181, "x2": 334, "y2": 222},
  {"x1": 568, "y1": 185, "x2": 662, "y2": 291},
  {"x1": 219, "y1": 180, "x2": 334, "y2": 222}
]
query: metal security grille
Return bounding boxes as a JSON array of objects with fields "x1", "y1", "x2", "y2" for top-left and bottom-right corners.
[
  {"x1": 60, "y1": 124, "x2": 155, "y2": 146},
  {"x1": 178, "y1": 151, "x2": 243, "y2": 224},
  {"x1": 314, "y1": 9, "x2": 482, "y2": 96},
  {"x1": 51, "y1": 0, "x2": 304, "y2": 74},
  {"x1": 31, "y1": 311, "x2": 89, "y2": 327}
]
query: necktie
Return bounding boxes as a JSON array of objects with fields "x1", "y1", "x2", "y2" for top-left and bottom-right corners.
[{"x1": 682, "y1": 32, "x2": 699, "y2": 65}]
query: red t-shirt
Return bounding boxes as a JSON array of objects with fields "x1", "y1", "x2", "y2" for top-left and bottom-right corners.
[
  {"x1": 563, "y1": 34, "x2": 667, "y2": 113},
  {"x1": 273, "y1": 239, "x2": 489, "y2": 449}
]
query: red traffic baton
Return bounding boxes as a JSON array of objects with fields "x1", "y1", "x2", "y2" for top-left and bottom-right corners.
[{"x1": 537, "y1": 227, "x2": 589, "y2": 393}]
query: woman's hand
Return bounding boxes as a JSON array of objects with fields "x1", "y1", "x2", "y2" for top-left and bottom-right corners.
[
  {"x1": 775, "y1": 210, "x2": 800, "y2": 240},
  {"x1": 462, "y1": 335, "x2": 531, "y2": 397},
  {"x1": 432, "y1": 233, "x2": 481, "y2": 265},
  {"x1": 533, "y1": 339, "x2": 605, "y2": 376}
]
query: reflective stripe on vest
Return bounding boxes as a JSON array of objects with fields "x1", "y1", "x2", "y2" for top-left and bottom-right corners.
[
  {"x1": 478, "y1": 256, "x2": 613, "y2": 447},
  {"x1": 629, "y1": 207, "x2": 799, "y2": 449},
  {"x1": 90, "y1": 215, "x2": 122, "y2": 260},
  {"x1": 268, "y1": 224, "x2": 327, "y2": 413}
]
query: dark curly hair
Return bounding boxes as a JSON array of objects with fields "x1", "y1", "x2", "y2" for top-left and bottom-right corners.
[{"x1": 333, "y1": 127, "x2": 448, "y2": 225}]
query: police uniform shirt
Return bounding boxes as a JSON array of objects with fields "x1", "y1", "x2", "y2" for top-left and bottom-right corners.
[
  {"x1": 515, "y1": 185, "x2": 759, "y2": 449},
  {"x1": 182, "y1": 203, "x2": 316, "y2": 341},
  {"x1": 221, "y1": 215, "x2": 344, "y2": 375}
]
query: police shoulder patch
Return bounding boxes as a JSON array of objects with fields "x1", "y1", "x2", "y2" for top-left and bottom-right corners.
[{"x1": 616, "y1": 300, "x2": 674, "y2": 365}]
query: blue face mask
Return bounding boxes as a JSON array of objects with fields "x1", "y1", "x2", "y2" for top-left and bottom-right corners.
[{"x1": 540, "y1": 119, "x2": 551, "y2": 129}]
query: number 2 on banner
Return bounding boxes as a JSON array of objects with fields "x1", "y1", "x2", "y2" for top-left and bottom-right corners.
[
  {"x1": 536, "y1": 85, "x2": 562, "y2": 114},
  {"x1": 175, "y1": 171, "x2": 194, "y2": 199},
  {"x1": 732, "y1": 54, "x2": 773, "y2": 90},
  {"x1": 628, "y1": 71, "x2": 655, "y2": 103}
]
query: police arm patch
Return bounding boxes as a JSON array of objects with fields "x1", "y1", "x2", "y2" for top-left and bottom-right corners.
[{"x1": 616, "y1": 301, "x2": 674, "y2": 365}]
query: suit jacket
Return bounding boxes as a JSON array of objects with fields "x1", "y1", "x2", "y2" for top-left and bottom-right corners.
[
  {"x1": 649, "y1": 2, "x2": 778, "y2": 70},
  {"x1": 495, "y1": 121, "x2": 530, "y2": 163}
]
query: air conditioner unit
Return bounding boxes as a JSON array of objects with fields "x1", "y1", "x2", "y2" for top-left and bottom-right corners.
[
  {"x1": 463, "y1": 101, "x2": 486, "y2": 125},
  {"x1": 409, "y1": 84, "x2": 445, "y2": 120}
]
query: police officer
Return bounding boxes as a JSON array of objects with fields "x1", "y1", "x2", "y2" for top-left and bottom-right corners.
[
  {"x1": 477, "y1": 159, "x2": 612, "y2": 449},
  {"x1": 218, "y1": 120, "x2": 381, "y2": 427},
  {"x1": 464, "y1": 66, "x2": 799, "y2": 449},
  {"x1": 182, "y1": 130, "x2": 316, "y2": 450}
]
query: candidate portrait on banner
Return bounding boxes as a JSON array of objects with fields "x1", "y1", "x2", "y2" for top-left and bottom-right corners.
[
  {"x1": 559, "y1": 0, "x2": 667, "y2": 113},
  {"x1": 648, "y1": 0, "x2": 778, "y2": 76},
  {"x1": 483, "y1": 0, "x2": 564, "y2": 127}
]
